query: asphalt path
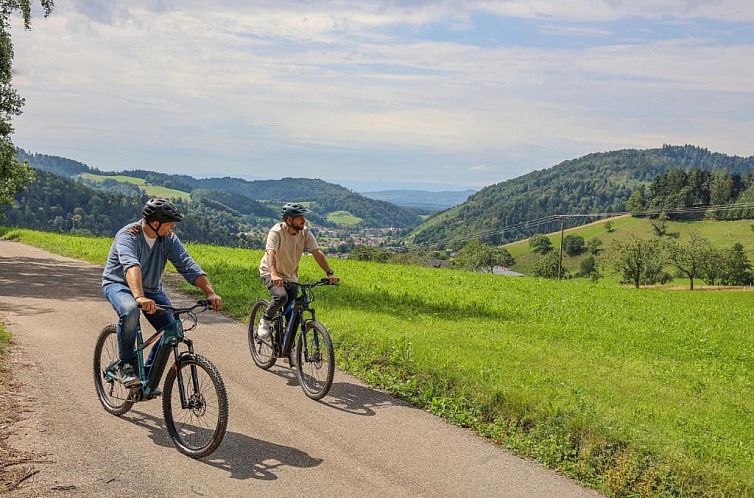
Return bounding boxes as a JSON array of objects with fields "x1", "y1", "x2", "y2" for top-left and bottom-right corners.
[{"x1": 0, "y1": 240, "x2": 602, "y2": 497}]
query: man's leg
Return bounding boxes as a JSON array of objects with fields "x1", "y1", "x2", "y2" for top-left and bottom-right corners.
[
  {"x1": 103, "y1": 283, "x2": 140, "y2": 386},
  {"x1": 262, "y1": 275, "x2": 290, "y2": 321},
  {"x1": 142, "y1": 290, "x2": 175, "y2": 371}
]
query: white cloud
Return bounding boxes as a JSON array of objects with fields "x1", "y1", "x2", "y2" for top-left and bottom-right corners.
[{"x1": 8, "y1": 1, "x2": 754, "y2": 186}]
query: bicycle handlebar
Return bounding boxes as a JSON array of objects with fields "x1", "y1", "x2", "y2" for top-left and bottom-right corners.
[
  {"x1": 288, "y1": 278, "x2": 337, "y2": 289},
  {"x1": 136, "y1": 300, "x2": 212, "y2": 314}
]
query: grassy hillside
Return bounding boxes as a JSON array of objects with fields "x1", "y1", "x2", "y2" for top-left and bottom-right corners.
[
  {"x1": 326, "y1": 210, "x2": 363, "y2": 226},
  {"x1": 79, "y1": 173, "x2": 191, "y2": 201},
  {"x1": 3, "y1": 226, "x2": 754, "y2": 496},
  {"x1": 412, "y1": 145, "x2": 754, "y2": 247},
  {"x1": 507, "y1": 216, "x2": 754, "y2": 276}
]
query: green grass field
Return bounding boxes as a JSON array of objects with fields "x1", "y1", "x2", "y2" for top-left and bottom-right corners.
[
  {"x1": 3, "y1": 226, "x2": 754, "y2": 496},
  {"x1": 78, "y1": 173, "x2": 191, "y2": 201},
  {"x1": 507, "y1": 216, "x2": 754, "y2": 276},
  {"x1": 325, "y1": 210, "x2": 363, "y2": 226}
]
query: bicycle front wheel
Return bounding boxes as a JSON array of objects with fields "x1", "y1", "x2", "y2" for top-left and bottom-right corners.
[
  {"x1": 295, "y1": 321, "x2": 335, "y2": 400},
  {"x1": 93, "y1": 324, "x2": 134, "y2": 416},
  {"x1": 162, "y1": 354, "x2": 228, "y2": 459},
  {"x1": 248, "y1": 300, "x2": 277, "y2": 369}
]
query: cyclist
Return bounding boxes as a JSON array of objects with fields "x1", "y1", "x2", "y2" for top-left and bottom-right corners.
[
  {"x1": 101, "y1": 198, "x2": 222, "y2": 387},
  {"x1": 257, "y1": 202, "x2": 338, "y2": 339}
]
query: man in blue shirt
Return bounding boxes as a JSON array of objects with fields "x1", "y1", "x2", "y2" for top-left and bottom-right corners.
[{"x1": 102, "y1": 198, "x2": 222, "y2": 387}]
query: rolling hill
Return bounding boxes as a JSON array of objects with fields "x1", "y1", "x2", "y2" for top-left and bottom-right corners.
[
  {"x1": 410, "y1": 145, "x2": 754, "y2": 248},
  {"x1": 17, "y1": 149, "x2": 422, "y2": 228},
  {"x1": 505, "y1": 215, "x2": 754, "y2": 276}
]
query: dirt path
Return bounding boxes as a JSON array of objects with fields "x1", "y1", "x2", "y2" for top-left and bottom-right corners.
[{"x1": 0, "y1": 240, "x2": 602, "y2": 497}]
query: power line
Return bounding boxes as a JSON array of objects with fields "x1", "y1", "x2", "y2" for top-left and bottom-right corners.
[{"x1": 406, "y1": 202, "x2": 754, "y2": 249}]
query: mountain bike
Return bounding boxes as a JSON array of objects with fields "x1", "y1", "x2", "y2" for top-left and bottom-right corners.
[
  {"x1": 248, "y1": 278, "x2": 336, "y2": 400},
  {"x1": 93, "y1": 300, "x2": 228, "y2": 459}
]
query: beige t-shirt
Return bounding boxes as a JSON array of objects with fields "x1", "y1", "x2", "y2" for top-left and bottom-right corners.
[{"x1": 258, "y1": 223, "x2": 319, "y2": 282}]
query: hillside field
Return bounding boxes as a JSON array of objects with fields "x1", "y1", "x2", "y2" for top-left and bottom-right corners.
[
  {"x1": 2, "y1": 227, "x2": 754, "y2": 496},
  {"x1": 506, "y1": 215, "x2": 754, "y2": 277},
  {"x1": 79, "y1": 173, "x2": 191, "y2": 201}
]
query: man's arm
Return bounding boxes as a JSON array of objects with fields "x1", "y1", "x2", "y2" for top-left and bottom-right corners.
[
  {"x1": 312, "y1": 249, "x2": 338, "y2": 284},
  {"x1": 266, "y1": 249, "x2": 284, "y2": 287},
  {"x1": 194, "y1": 275, "x2": 222, "y2": 311},
  {"x1": 125, "y1": 266, "x2": 158, "y2": 314}
]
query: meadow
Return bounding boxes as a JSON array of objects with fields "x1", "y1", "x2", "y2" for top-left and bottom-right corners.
[
  {"x1": 78, "y1": 173, "x2": 191, "y2": 201},
  {"x1": 325, "y1": 210, "x2": 363, "y2": 226},
  {"x1": 506, "y1": 215, "x2": 754, "y2": 276},
  {"x1": 2, "y1": 226, "x2": 754, "y2": 497}
]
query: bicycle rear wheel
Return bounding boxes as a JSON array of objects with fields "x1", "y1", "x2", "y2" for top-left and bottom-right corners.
[
  {"x1": 162, "y1": 354, "x2": 228, "y2": 459},
  {"x1": 295, "y1": 321, "x2": 335, "y2": 400},
  {"x1": 93, "y1": 324, "x2": 134, "y2": 416},
  {"x1": 248, "y1": 300, "x2": 277, "y2": 369}
]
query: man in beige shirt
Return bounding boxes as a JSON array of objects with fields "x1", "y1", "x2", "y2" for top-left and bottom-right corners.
[{"x1": 257, "y1": 203, "x2": 339, "y2": 338}]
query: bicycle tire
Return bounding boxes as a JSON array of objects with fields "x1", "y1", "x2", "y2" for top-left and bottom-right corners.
[
  {"x1": 295, "y1": 321, "x2": 335, "y2": 400},
  {"x1": 93, "y1": 324, "x2": 135, "y2": 416},
  {"x1": 248, "y1": 300, "x2": 277, "y2": 369},
  {"x1": 162, "y1": 354, "x2": 228, "y2": 459}
]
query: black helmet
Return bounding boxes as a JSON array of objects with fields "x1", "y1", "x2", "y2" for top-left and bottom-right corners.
[
  {"x1": 142, "y1": 198, "x2": 184, "y2": 222},
  {"x1": 281, "y1": 202, "x2": 311, "y2": 220}
]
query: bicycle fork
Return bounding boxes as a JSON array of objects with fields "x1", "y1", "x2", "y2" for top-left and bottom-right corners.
[{"x1": 173, "y1": 338, "x2": 201, "y2": 410}]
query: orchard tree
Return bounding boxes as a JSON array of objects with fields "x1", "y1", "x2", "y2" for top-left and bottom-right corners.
[
  {"x1": 528, "y1": 234, "x2": 552, "y2": 254},
  {"x1": 666, "y1": 231, "x2": 713, "y2": 290},
  {"x1": 454, "y1": 239, "x2": 514, "y2": 272},
  {"x1": 605, "y1": 236, "x2": 666, "y2": 289}
]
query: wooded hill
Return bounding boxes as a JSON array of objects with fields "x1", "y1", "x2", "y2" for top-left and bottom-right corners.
[
  {"x1": 17, "y1": 149, "x2": 422, "y2": 228},
  {"x1": 410, "y1": 145, "x2": 754, "y2": 248},
  {"x1": 3, "y1": 170, "x2": 266, "y2": 247}
]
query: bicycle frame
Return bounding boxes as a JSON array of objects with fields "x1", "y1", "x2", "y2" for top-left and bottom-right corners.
[
  {"x1": 104, "y1": 305, "x2": 204, "y2": 405},
  {"x1": 274, "y1": 283, "x2": 321, "y2": 359},
  {"x1": 135, "y1": 319, "x2": 195, "y2": 399}
]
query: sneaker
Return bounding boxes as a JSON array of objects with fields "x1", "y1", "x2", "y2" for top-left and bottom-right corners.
[
  {"x1": 258, "y1": 318, "x2": 272, "y2": 339},
  {"x1": 117, "y1": 363, "x2": 140, "y2": 387}
]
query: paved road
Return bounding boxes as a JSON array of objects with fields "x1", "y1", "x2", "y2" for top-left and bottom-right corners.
[{"x1": 0, "y1": 240, "x2": 602, "y2": 497}]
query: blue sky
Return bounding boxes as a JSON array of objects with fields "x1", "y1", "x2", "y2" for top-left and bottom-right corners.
[{"x1": 10, "y1": 1, "x2": 754, "y2": 191}]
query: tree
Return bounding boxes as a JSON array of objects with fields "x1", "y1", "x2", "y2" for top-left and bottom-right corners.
[
  {"x1": 530, "y1": 251, "x2": 563, "y2": 279},
  {"x1": 563, "y1": 234, "x2": 585, "y2": 256},
  {"x1": 651, "y1": 212, "x2": 670, "y2": 237},
  {"x1": 577, "y1": 255, "x2": 601, "y2": 281},
  {"x1": 626, "y1": 186, "x2": 646, "y2": 212},
  {"x1": 666, "y1": 231, "x2": 713, "y2": 290},
  {"x1": 701, "y1": 248, "x2": 725, "y2": 286},
  {"x1": 721, "y1": 243, "x2": 752, "y2": 286},
  {"x1": 454, "y1": 239, "x2": 514, "y2": 272},
  {"x1": 587, "y1": 237, "x2": 603, "y2": 255},
  {"x1": 604, "y1": 220, "x2": 614, "y2": 233},
  {"x1": 0, "y1": 1, "x2": 53, "y2": 217},
  {"x1": 528, "y1": 234, "x2": 552, "y2": 254},
  {"x1": 605, "y1": 236, "x2": 666, "y2": 289}
]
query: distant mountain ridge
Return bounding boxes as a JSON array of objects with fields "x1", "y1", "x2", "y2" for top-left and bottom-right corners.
[
  {"x1": 410, "y1": 145, "x2": 754, "y2": 248},
  {"x1": 362, "y1": 189, "x2": 475, "y2": 211},
  {"x1": 16, "y1": 149, "x2": 421, "y2": 228}
]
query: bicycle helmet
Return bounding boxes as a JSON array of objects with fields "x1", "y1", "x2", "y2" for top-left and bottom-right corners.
[
  {"x1": 142, "y1": 198, "x2": 184, "y2": 223},
  {"x1": 280, "y1": 202, "x2": 311, "y2": 220}
]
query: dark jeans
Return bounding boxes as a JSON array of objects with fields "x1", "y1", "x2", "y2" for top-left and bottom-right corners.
[
  {"x1": 103, "y1": 283, "x2": 175, "y2": 370},
  {"x1": 261, "y1": 275, "x2": 297, "y2": 321}
]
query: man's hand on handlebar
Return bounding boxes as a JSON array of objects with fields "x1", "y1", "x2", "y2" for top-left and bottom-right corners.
[
  {"x1": 327, "y1": 274, "x2": 339, "y2": 285},
  {"x1": 135, "y1": 296, "x2": 157, "y2": 314},
  {"x1": 205, "y1": 293, "x2": 223, "y2": 312}
]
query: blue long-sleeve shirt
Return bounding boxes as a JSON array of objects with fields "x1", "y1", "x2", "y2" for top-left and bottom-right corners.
[{"x1": 101, "y1": 222, "x2": 206, "y2": 292}]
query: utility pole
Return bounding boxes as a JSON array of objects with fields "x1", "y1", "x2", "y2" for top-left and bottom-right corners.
[{"x1": 557, "y1": 215, "x2": 565, "y2": 280}]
